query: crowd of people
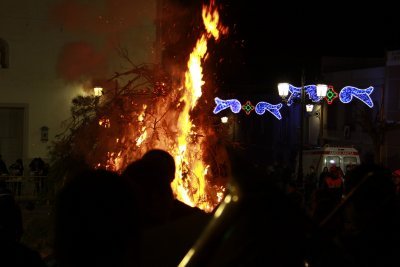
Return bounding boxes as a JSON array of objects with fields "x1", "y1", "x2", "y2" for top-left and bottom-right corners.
[
  {"x1": 0, "y1": 156, "x2": 49, "y2": 196},
  {"x1": 1, "y1": 149, "x2": 400, "y2": 266}
]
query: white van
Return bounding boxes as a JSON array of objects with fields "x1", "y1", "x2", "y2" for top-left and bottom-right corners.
[{"x1": 299, "y1": 144, "x2": 361, "y2": 177}]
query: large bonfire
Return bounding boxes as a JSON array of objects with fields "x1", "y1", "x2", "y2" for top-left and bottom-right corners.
[{"x1": 51, "y1": 1, "x2": 230, "y2": 212}]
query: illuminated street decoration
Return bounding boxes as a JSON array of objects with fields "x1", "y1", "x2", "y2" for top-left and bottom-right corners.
[
  {"x1": 213, "y1": 97, "x2": 242, "y2": 114},
  {"x1": 325, "y1": 86, "x2": 338, "y2": 104},
  {"x1": 213, "y1": 85, "x2": 374, "y2": 119},
  {"x1": 241, "y1": 101, "x2": 254, "y2": 115},
  {"x1": 286, "y1": 84, "x2": 325, "y2": 106},
  {"x1": 339, "y1": 86, "x2": 374, "y2": 108},
  {"x1": 283, "y1": 84, "x2": 374, "y2": 108},
  {"x1": 213, "y1": 97, "x2": 282, "y2": 119},
  {"x1": 255, "y1": 102, "x2": 283, "y2": 120}
]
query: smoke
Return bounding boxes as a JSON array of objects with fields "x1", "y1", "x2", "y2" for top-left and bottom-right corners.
[
  {"x1": 56, "y1": 42, "x2": 107, "y2": 82},
  {"x1": 50, "y1": 0, "x2": 155, "y2": 83}
]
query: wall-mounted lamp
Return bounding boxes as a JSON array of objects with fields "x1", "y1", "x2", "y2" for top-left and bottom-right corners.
[
  {"x1": 306, "y1": 104, "x2": 314, "y2": 113},
  {"x1": 221, "y1": 116, "x2": 228, "y2": 124},
  {"x1": 41, "y1": 126, "x2": 49, "y2": 142}
]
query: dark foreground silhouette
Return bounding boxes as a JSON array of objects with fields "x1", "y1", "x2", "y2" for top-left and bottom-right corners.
[
  {"x1": 0, "y1": 182, "x2": 46, "y2": 267},
  {"x1": 54, "y1": 169, "x2": 140, "y2": 267},
  {"x1": 122, "y1": 149, "x2": 211, "y2": 266}
]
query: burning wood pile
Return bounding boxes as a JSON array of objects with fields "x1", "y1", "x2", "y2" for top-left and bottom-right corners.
[{"x1": 51, "y1": 1, "x2": 230, "y2": 212}]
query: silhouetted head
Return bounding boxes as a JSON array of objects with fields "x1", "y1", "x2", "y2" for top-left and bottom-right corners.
[
  {"x1": 122, "y1": 156, "x2": 172, "y2": 194},
  {"x1": 121, "y1": 150, "x2": 177, "y2": 226},
  {"x1": 54, "y1": 169, "x2": 140, "y2": 267},
  {"x1": 141, "y1": 149, "x2": 176, "y2": 183}
]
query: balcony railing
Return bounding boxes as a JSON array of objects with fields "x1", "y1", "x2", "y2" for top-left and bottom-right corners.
[{"x1": 0, "y1": 175, "x2": 50, "y2": 200}]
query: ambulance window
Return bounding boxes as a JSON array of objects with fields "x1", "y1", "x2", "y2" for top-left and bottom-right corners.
[
  {"x1": 344, "y1": 157, "x2": 357, "y2": 173},
  {"x1": 344, "y1": 157, "x2": 357, "y2": 166},
  {"x1": 325, "y1": 156, "x2": 340, "y2": 168}
]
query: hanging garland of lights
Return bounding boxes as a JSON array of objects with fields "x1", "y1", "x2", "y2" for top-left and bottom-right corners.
[{"x1": 212, "y1": 85, "x2": 374, "y2": 120}]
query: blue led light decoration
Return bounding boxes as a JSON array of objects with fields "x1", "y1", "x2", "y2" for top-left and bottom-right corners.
[
  {"x1": 255, "y1": 102, "x2": 283, "y2": 120},
  {"x1": 212, "y1": 85, "x2": 374, "y2": 120},
  {"x1": 213, "y1": 97, "x2": 283, "y2": 119},
  {"x1": 213, "y1": 97, "x2": 242, "y2": 114},
  {"x1": 339, "y1": 86, "x2": 374, "y2": 108},
  {"x1": 286, "y1": 84, "x2": 324, "y2": 106}
]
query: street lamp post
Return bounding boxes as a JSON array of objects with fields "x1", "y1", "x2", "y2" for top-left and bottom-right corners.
[
  {"x1": 277, "y1": 81, "x2": 327, "y2": 188},
  {"x1": 298, "y1": 74, "x2": 305, "y2": 187}
]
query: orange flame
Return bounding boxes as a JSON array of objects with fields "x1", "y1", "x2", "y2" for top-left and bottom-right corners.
[
  {"x1": 170, "y1": 1, "x2": 227, "y2": 211},
  {"x1": 135, "y1": 104, "x2": 148, "y2": 147},
  {"x1": 97, "y1": 1, "x2": 228, "y2": 212}
]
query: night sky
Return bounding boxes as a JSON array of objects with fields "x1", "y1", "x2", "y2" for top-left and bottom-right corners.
[{"x1": 210, "y1": 1, "x2": 400, "y2": 93}]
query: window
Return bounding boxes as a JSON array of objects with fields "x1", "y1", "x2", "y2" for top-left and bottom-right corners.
[
  {"x1": 325, "y1": 156, "x2": 340, "y2": 169},
  {"x1": 0, "y1": 38, "x2": 9, "y2": 68},
  {"x1": 343, "y1": 156, "x2": 357, "y2": 166}
]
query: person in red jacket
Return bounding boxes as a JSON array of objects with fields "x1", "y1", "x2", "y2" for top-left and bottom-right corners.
[{"x1": 324, "y1": 165, "x2": 344, "y2": 203}]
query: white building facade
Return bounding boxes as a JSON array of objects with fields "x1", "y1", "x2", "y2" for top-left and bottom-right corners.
[{"x1": 0, "y1": 0, "x2": 156, "y2": 169}]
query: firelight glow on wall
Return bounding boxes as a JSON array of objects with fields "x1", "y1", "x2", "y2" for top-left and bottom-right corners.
[{"x1": 212, "y1": 85, "x2": 374, "y2": 120}]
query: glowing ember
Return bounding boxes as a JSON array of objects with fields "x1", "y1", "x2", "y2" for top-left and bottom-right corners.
[{"x1": 98, "y1": 118, "x2": 110, "y2": 128}]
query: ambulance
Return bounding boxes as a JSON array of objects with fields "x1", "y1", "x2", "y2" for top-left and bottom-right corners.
[{"x1": 299, "y1": 144, "x2": 361, "y2": 176}]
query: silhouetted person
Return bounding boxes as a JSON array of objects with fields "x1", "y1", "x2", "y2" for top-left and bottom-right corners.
[
  {"x1": 0, "y1": 186, "x2": 46, "y2": 267},
  {"x1": 9, "y1": 158, "x2": 23, "y2": 196},
  {"x1": 29, "y1": 157, "x2": 47, "y2": 195},
  {"x1": 54, "y1": 169, "x2": 140, "y2": 267},
  {"x1": 122, "y1": 157, "x2": 173, "y2": 227},
  {"x1": 123, "y1": 149, "x2": 207, "y2": 226},
  {"x1": 392, "y1": 169, "x2": 400, "y2": 196},
  {"x1": 324, "y1": 166, "x2": 343, "y2": 204},
  {"x1": 318, "y1": 166, "x2": 329, "y2": 188},
  {"x1": 9, "y1": 158, "x2": 23, "y2": 176},
  {"x1": 122, "y1": 149, "x2": 211, "y2": 266},
  {"x1": 143, "y1": 149, "x2": 207, "y2": 219},
  {"x1": 339, "y1": 164, "x2": 400, "y2": 267},
  {"x1": 0, "y1": 154, "x2": 9, "y2": 175},
  {"x1": 304, "y1": 165, "x2": 317, "y2": 208},
  {"x1": 29, "y1": 157, "x2": 45, "y2": 176},
  {"x1": 178, "y1": 146, "x2": 311, "y2": 267},
  {"x1": 309, "y1": 164, "x2": 400, "y2": 267}
]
